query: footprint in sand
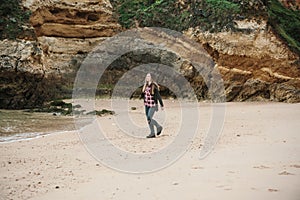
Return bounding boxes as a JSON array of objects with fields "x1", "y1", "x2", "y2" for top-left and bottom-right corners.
[
  {"x1": 290, "y1": 164, "x2": 300, "y2": 168},
  {"x1": 253, "y1": 165, "x2": 270, "y2": 169},
  {"x1": 191, "y1": 165, "x2": 203, "y2": 170},
  {"x1": 278, "y1": 171, "x2": 294, "y2": 175},
  {"x1": 216, "y1": 185, "x2": 232, "y2": 190},
  {"x1": 268, "y1": 188, "x2": 279, "y2": 192}
]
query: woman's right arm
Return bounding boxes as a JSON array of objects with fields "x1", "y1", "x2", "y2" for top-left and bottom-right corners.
[
  {"x1": 142, "y1": 82, "x2": 147, "y2": 93},
  {"x1": 141, "y1": 84, "x2": 146, "y2": 99}
]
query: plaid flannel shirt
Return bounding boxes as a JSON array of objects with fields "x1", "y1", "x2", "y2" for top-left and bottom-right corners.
[{"x1": 144, "y1": 85, "x2": 156, "y2": 107}]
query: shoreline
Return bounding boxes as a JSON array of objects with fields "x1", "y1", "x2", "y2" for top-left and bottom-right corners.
[
  {"x1": 0, "y1": 130, "x2": 76, "y2": 144},
  {"x1": 0, "y1": 100, "x2": 293, "y2": 144}
]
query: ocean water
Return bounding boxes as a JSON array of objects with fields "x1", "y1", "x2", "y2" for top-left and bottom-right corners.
[{"x1": 0, "y1": 110, "x2": 77, "y2": 143}]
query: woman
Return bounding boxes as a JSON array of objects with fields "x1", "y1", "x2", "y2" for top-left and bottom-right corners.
[{"x1": 142, "y1": 73, "x2": 164, "y2": 138}]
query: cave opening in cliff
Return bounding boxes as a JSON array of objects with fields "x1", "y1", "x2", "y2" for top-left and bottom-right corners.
[{"x1": 97, "y1": 48, "x2": 209, "y2": 101}]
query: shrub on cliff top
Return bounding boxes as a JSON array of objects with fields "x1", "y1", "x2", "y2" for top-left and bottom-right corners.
[
  {"x1": 112, "y1": 0, "x2": 299, "y2": 55},
  {"x1": 267, "y1": 0, "x2": 300, "y2": 54},
  {"x1": 0, "y1": 0, "x2": 31, "y2": 39},
  {"x1": 111, "y1": 0, "x2": 244, "y2": 32}
]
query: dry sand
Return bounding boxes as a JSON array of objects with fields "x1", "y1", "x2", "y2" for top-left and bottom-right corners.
[{"x1": 0, "y1": 100, "x2": 299, "y2": 200}]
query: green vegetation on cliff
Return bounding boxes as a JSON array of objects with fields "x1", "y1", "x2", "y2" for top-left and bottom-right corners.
[
  {"x1": 111, "y1": 0, "x2": 300, "y2": 55},
  {"x1": 111, "y1": 0, "x2": 247, "y2": 32},
  {"x1": 1, "y1": 0, "x2": 298, "y2": 53},
  {"x1": 0, "y1": 0, "x2": 31, "y2": 39},
  {"x1": 266, "y1": 0, "x2": 300, "y2": 54}
]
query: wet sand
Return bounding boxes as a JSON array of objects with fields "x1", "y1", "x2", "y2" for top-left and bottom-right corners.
[{"x1": 0, "y1": 100, "x2": 299, "y2": 200}]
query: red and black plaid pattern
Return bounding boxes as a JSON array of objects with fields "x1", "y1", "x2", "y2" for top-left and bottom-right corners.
[{"x1": 144, "y1": 85, "x2": 156, "y2": 107}]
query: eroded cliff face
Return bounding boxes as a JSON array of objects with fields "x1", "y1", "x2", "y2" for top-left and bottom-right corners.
[
  {"x1": 29, "y1": 0, "x2": 120, "y2": 38},
  {"x1": 185, "y1": 19, "x2": 300, "y2": 102},
  {"x1": 0, "y1": 0, "x2": 299, "y2": 109},
  {"x1": 27, "y1": 0, "x2": 122, "y2": 73},
  {"x1": 0, "y1": 0, "x2": 122, "y2": 108}
]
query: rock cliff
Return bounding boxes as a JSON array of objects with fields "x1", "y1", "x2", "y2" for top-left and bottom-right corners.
[
  {"x1": 0, "y1": 0, "x2": 122, "y2": 108},
  {"x1": 0, "y1": 0, "x2": 299, "y2": 108},
  {"x1": 185, "y1": 19, "x2": 300, "y2": 102}
]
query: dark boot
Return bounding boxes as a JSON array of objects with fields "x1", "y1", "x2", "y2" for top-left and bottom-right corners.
[
  {"x1": 157, "y1": 126, "x2": 163, "y2": 136},
  {"x1": 146, "y1": 134, "x2": 155, "y2": 138}
]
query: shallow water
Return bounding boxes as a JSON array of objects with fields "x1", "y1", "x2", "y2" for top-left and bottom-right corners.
[{"x1": 0, "y1": 110, "x2": 76, "y2": 142}]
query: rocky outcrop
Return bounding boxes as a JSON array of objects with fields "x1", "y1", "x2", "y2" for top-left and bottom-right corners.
[
  {"x1": 28, "y1": 0, "x2": 120, "y2": 38},
  {"x1": 0, "y1": 39, "x2": 70, "y2": 108},
  {"x1": 189, "y1": 20, "x2": 296, "y2": 60},
  {"x1": 0, "y1": 0, "x2": 122, "y2": 109},
  {"x1": 26, "y1": 0, "x2": 122, "y2": 74},
  {"x1": 97, "y1": 19, "x2": 300, "y2": 103},
  {"x1": 185, "y1": 19, "x2": 300, "y2": 102}
]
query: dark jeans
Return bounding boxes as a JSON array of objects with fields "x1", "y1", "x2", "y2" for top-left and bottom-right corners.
[{"x1": 145, "y1": 105, "x2": 162, "y2": 135}]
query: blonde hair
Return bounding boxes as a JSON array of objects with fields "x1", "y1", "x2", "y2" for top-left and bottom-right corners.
[{"x1": 142, "y1": 73, "x2": 159, "y2": 94}]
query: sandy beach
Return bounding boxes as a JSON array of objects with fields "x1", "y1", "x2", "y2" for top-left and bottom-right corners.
[{"x1": 0, "y1": 100, "x2": 300, "y2": 200}]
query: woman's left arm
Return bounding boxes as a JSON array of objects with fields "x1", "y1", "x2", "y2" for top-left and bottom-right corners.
[{"x1": 155, "y1": 88, "x2": 164, "y2": 108}]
